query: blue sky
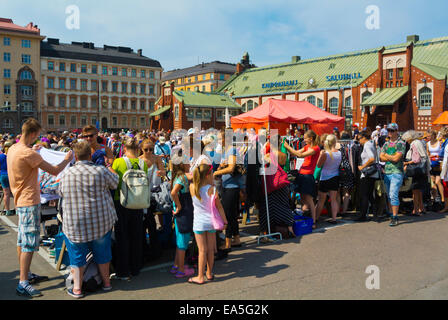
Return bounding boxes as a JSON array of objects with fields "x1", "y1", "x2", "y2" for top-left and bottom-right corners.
[{"x1": 2, "y1": 0, "x2": 448, "y2": 71}]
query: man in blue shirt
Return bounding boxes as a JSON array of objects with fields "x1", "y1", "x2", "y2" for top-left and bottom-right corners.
[{"x1": 154, "y1": 136, "x2": 171, "y2": 165}]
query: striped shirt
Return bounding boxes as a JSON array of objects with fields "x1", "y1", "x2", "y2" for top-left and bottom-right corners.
[{"x1": 58, "y1": 160, "x2": 119, "y2": 243}]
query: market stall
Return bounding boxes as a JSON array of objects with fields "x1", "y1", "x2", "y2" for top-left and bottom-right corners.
[{"x1": 230, "y1": 98, "x2": 344, "y2": 135}]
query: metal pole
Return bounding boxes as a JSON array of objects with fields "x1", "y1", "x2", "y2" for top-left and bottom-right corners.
[{"x1": 256, "y1": 137, "x2": 282, "y2": 245}]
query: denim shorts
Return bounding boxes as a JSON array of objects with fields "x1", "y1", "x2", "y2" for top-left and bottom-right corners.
[
  {"x1": 384, "y1": 173, "x2": 404, "y2": 207},
  {"x1": 17, "y1": 205, "x2": 41, "y2": 253},
  {"x1": 0, "y1": 174, "x2": 9, "y2": 189},
  {"x1": 65, "y1": 231, "x2": 112, "y2": 267}
]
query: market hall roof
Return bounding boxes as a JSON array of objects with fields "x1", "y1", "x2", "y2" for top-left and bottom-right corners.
[
  {"x1": 218, "y1": 36, "x2": 448, "y2": 98},
  {"x1": 162, "y1": 61, "x2": 237, "y2": 81},
  {"x1": 40, "y1": 39, "x2": 162, "y2": 68},
  {"x1": 173, "y1": 90, "x2": 241, "y2": 109},
  {"x1": 361, "y1": 86, "x2": 409, "y2": 106}
]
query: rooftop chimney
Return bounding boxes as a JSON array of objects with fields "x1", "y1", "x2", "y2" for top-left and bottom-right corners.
[
  {"x1": 138, "y1": 49, "x2": 142, "y2": 56},
  {"x1": 407, "y1": 35, "x2": 419, "y2": 43},
  {"x1": 291, "y1": 56, "x2": 301, "y2": 63},
  {"x1": 47, "y1": 38, "x2": 59, "y2": 45}
]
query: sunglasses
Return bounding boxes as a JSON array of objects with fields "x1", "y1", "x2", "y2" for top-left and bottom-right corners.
[
  {"x1": 82, "y1": 134, "x2": 96, "y2": 138},
  {"x1": 143, "y1": 148, "x2": 154, "y2": 152}
]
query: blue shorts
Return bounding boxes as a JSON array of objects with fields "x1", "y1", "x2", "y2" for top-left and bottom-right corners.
[
  {"x1": 174, "y1": 220, "x2": 191, "y2": 251},
  {"x1": 0, "y1": 174, "x2": 9, "y2": 189},
  {"x1": 193, "y1": 230, "x2": 216, "y2": 235},
  {"x1": 64, "y1": 231, "x2": 112, "y2": 268},
  {"x1": 17, "y1": 205, "x2": 41, "y2": 253}
]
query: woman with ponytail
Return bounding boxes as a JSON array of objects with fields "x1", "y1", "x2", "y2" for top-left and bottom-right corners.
[
  {"x1": 315, "y1": 134, "x2": 342, "y2": 224},
  {"x1": 188, "y1": 164, "x2": 227, "y2": 285},
  {"x1": 283, "y1": 130, "x2": 320, "y2": 228}
]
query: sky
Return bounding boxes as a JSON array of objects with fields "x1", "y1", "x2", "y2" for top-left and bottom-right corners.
[{"x1": 2, "y1": 0, "x2": 448, "y2": 71}]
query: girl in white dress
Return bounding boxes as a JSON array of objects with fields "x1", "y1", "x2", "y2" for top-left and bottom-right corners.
[{"x1": 188, "y1": 164, "x2": 227, "y2": 284}]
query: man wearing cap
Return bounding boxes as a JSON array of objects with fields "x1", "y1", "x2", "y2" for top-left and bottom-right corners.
[
  {"x1": 380, "y1": 123, "x2": 405, "y2": 227},
  {"x1": 154, "y1": 135, "x2": 171, "y2": 164}
]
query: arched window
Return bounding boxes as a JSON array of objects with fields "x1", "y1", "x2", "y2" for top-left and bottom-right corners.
[
  {"x1": 362, "y1": 91, "x2": 372, "y2": 102},
  {"x1": 307, "y1": 95, "x2": 316, "y2": 106},
  {"x1": 247, "y1": 100, "x2": 254, "y2": 111},
  {"x1": 317, "y1": 98, "x2": 323, "y2": 110},
  {"x1": 329, "y1": 97, "x2": 338, "y2": 115},
  {"x1": 344, "y1": 96, "x2": 352, "y2": 116},
  {"x1": 18, "y1": 67, "x2": 34, "y2": 80},
  {"x1": 419, "y1": 87, "x2": 432, "y2": 108}
]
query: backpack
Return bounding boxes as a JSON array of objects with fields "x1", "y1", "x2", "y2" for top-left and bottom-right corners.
[
  {"x1": 120, "y1": 157, "x2": 151, "y2": 209},
  {"x1": 153, "y1": 181, "x2": 173, "y2": 214},
  {"x1": 65, "y1": 253, "x2": 102, "y2": 293},
  {"x1": 439, "y1": 139, "x2": 448, "y2": 162}
]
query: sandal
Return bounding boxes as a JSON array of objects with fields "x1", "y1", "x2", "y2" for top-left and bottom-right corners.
[{"x1": 206, "y1": 274, "x2": 215, "y2": 281}]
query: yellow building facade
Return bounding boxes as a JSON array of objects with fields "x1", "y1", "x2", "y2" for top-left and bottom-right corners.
[
  {"x1": 0, "y1": 18, "x2": 45, "y2": 133},
  {"x1": 162, "y1": 61, "x2": 236, "y2": 92}
]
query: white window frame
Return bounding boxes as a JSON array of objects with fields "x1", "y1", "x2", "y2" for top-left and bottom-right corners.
[
  {"x1": 419, "y1": 87, "x2": 432, "y2": 109},
  {"x1": 329, "y1": 97, "x2": 338, "y2": 115},
  {"x1": 307, "y1": 95, "x2": 316, "y2": 106}
]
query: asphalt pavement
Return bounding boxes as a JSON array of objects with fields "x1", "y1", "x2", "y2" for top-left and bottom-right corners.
[{"x1": 1, "y1": 210, "x2": 448, "y2": 300}]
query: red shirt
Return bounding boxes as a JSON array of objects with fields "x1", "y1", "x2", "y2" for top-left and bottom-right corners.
[{"x1": 299, "y1": 145, "x2": 320, "y2": 175}]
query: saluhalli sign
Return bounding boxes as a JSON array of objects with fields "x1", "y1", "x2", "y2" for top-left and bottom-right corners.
[
  {"x1": 326, "y1": 73, "x2": 362, "y2": 82},
  {"x1": 262, "y1": 80, "x2": 298, "y2": 89}
]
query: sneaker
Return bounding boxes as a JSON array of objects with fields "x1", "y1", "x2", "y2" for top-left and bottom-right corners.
[
  {"x1": 110, "y1": 273, "x2": 130, "y2": 281},
  {"x1": 5, "y1": 210, "x2": 14, "y2": 216},
  {"x1": 67, "y1": 288, "x2": 84, "y2": 299},
  {"x1": 16, "y1": 283, "x2": 43, "y2": 298},
  {"x1": 102, "y1": 285, "x2": 112, "y2": 291},
  {"x1": 169, "y1": 266, "x2": 178, "y2": 274},
  {"x1": 389, "y1": 217, "x2": 398, "y2": 227},
  {"x1": 28, "y1": 273, "x2": 49, "y2": 284},
  {"x1": 175, "y1": 267, "x2": 195, "y2": 278}
]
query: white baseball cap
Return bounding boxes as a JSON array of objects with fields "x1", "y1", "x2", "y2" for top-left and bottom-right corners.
[{"x1": 159, "y1": 136, "x2": 166, "y2": 144}]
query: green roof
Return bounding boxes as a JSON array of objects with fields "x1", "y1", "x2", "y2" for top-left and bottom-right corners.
[
  {"x1": 150, "y1": 105, "x2": 171, "y2": 117},
  {"x1": 361, "y1": 86, "x2": 409, "y2": 106},
  {"x1": 412, "y1": 38, "x2": 448, "y2": 79},
  {"x1": 218, "y1": 36, "x2": 448, "y2": 97},
  {"x1": 173, "y1": 90, "x2": 241, "y2": 109},
  {"x1": 218, "y1": 50, "x2": 379, "y2": 97}
]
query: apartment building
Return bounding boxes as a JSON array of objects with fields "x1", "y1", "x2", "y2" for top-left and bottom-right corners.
[
  {"x1": 40, "y1": 38, "x2": 162, "y2": 132},
  {"x1": 0, "y1": 18, "x2": 45, "y2": 134},
  {"x1": 162, "y1": 61, "x2": 236, "y2": 93}
]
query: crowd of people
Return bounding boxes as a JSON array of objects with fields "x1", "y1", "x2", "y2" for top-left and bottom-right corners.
[{"x1": 1, "y1": 118, "x2": 448, "y2": 298}]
